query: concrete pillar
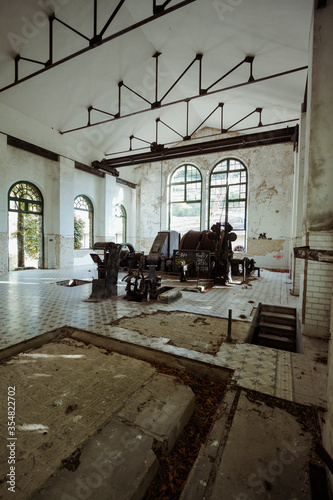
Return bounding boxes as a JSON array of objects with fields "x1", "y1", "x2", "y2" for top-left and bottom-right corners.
[
  {"x1": 291, "y1": 112, "x2": 306, "y2": 295},
  {"x1": 0, "y1": 134, "x2": 8, "y2": 275},
  {"x1": 128, "y1": 185, "x2": 137, "y2": 247},
  {"x1": 48, "y1": 156, "x2": 75, "y2": 268},
  {"x1": 300, "y1": 0, "x2": 333, "y2": 338},
  {"x1": 105, "y1": 174, "x2": 117, "y2": 241}
]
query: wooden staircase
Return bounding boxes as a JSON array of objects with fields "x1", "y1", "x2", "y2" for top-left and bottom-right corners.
[{"x1": 256, "y1": 304, "x2": 297, "y2": 352}]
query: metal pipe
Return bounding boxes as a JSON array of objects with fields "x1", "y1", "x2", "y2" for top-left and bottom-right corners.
[{"x1": 226, "y1": 309, "x2": 232, "y2": 343}]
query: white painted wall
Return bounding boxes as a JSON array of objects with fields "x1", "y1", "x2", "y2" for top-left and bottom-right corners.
[{"x1": 0, "y1": 131, "x2": 138, "y2": 273}]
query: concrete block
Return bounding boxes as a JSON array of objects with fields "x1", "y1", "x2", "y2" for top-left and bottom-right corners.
[
  {"x1": 157, "y1": 288, "x2": 182, "y2": 303},
  {"x1": 118, "y1": 373, "x2": 195, "y2": 454},
  {"x1": 33, "y1": 418, "x2": 159, "y2": 500}
]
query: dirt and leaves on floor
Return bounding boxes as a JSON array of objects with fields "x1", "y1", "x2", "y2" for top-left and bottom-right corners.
[
  {"x1": 143, "y1": 364, "x2": 228, "y2": 500},
  {"x1": 111, "y1": 310, "x2": 250, "y2": 355}
]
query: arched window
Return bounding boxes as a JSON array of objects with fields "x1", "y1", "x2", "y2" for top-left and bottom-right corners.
[
  {"x1": 169, "y1": 164, "x2": 202, "y2": 232},
  {"x1": 8, "y1": 181, "x2": 43, "y2": 269},
  {"x1": 115, "y1": 204, "x2": 127, "y2": 243},
  {"x1": 209, "y1": 158, "x2": 248, "y2": 251},
  {"x1": 74, "y1": 195, "x2": 93, "y2": 249}
]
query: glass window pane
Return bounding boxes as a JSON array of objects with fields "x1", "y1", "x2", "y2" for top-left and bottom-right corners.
[
  {"x1": 210, "y1": 187, "x2": 227, "y2": 203},
  {"x1": 228, "y1": 201, "x2": 245, "y2": 229},
  {"x1": 171, "y1": 184, "x2": 185, "y2": 202},
  {"x1": 187, "y1": 182, "x2": 201, "y2": 201},
  {"x1": 211, "y1": 172, "x2": 227, "y2": 186},
  {"x1": 213, "y1": 161, "x2": 227, "y2": 173},
  {"x1": 172, "y1": 166, "x2": 186, "y2": 183},
  {"x1": 229, "y1": 159, "x2": 243, "y2": 171},
  {"x1": 170, "y1": 202, "x2": 201, "y2": 232},
  {"x1": 229, "y1": 184, "x2": 241, "y2": 200},
  {"x1": 228, "y1": 172, "x2": 241, "y2": 185},
  {"x1": 186, "y1": 165, "x2": 201, "y2": 182}
]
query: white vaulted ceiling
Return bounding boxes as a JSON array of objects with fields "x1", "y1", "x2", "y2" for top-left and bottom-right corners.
[{"x1": 0, "y1": 0, "x2": 312, "y2": 163}]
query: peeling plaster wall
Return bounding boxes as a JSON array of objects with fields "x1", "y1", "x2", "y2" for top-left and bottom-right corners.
[
  {"x1": 304, "y1": 3, "x2": 333, "y2": 233},
  {"x1": 134, "y1": 138, "x2": 294, "y2": 269},
  {"x1": 298, "y1": 3, "x2": 333, "y2": 340}
]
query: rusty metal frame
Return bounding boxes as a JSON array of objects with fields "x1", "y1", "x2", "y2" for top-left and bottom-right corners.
[
  {"x1": 106, "y1": 105, "x2": 298, "y2": 159},
  {"x1": 91, "y1": 126, "x2": 297, "y2": 171},
  {"x1": 0, "y1": 0, "x2": 197, "y2": 93},
  {"x1": 294, "y1": 246, "x2": 333, "y2": 264}
]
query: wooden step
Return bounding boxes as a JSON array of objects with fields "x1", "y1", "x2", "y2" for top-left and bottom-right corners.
[
  {"x1": 261, "y1": 311, "x2": 296, "y2": 327},
  {"x1": 258, "y1": 332, "x2": 296, "y2": 351},
  {"x1": 259, "y1": 322, "x2": 296, "y2": 338},
  {"x1": 260, "y1": 304, "x2": 297, "y2": 316}
]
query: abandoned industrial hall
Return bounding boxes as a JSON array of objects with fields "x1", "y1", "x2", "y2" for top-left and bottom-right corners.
[{"x1": 0, "y1": 0, "x2": 332, "y2": 498}]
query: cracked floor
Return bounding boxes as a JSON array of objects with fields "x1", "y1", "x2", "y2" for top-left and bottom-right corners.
[{"x1": 0, "y1": 265, "x2": 328, "y2": 408}]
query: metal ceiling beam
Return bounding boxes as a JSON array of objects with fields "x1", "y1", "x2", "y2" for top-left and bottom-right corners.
[
  {"x1": 0, "y1": 0, "x2": 197, "y2": 93},
  {"x1": 60, "y1": 55, "x2": 307, "y2": 135},
  {"x1": 92, "y1": 126, "x2": 297, "y2": 170}
]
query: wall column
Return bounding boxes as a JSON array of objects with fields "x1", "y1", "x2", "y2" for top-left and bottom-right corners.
[
  {"x1": 300, "y1": 0, "x2": 333, "y2": 338},
  {"x1": 0, "y1": 134, "x2": 8, "y2": 276},
  {"x1": 49, "y1": 156, "x2": 75, "y2": 268},
  {"x1": 104, "y1": 174, "x2": 117, "y2": 241}
]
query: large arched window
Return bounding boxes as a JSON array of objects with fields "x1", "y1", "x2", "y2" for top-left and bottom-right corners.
[
  {"x1": 8, "y1": 181, "x2": 43, "y2": 270},
  {"x1": 169, "y1": 164, "x2": 202, "y2": 232},
  {"x1": 74, "y1": 195, "x2": 93, "y2": 249},
  {"x1": 115, "y1": 204, "x2": 127, "y2": 243},
  {"x1": 209, "y1": 158, "x2": 248, "y2": 251}
]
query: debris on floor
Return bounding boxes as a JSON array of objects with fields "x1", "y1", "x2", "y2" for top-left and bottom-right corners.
[{"x1": 111, "y1": 310, "x2": 251, "y2": 354}]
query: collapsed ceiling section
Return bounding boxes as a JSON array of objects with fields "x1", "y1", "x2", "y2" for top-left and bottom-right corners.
[{"x1": 0, "y1": 0, "x2": 312, "y2": 164}]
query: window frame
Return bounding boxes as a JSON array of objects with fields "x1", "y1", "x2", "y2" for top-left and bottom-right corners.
[
  {"x1": 74, "y1": 194, "x2": 94, "y2": 249},
  {"x1": 168, "y1": 164, "x2": 203, "y2": 231},
  {"x1": 115, "y1": 204, "x2": 127, "y2": 243},
  {"x1": 209, "y1": 158, "x2": 248, "y2": 250},
  {"x1": 8, "y1": 180, "x2": 44, "y2": 267}
]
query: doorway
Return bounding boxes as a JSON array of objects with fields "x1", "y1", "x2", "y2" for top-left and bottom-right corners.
[{"x1": 8, "y1": 181, "x2": 44, "y2": 270}]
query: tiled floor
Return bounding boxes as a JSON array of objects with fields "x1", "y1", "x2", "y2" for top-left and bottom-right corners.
[{"x1": 0, "y1": 266, "x2": 328, "y2": 408}]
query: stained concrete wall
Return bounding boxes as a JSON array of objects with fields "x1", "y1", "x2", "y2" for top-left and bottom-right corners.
[
  {"x1": 134, "y1": 136, "x2": 295, "y2": 270},
  {"x1": 297, "y1": 1, "x2": 333, "y2": 339}
]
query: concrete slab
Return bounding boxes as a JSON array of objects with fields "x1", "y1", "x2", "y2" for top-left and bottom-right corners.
[
  {"x1": 112, "y1": 311, "x2": 250, "y2": 355},
  {"x1": 118, "y1": 373, "x2": 195, "y2": 454},
  {"x1": 0, "y1": 336, "x2": 198, "y2": 499},
  {"x1": 182, "y1": 389, "x2": 316, "y2": 500},
  {"x1": 33, "y1": 418, "x2": 158, "y2": 500}
]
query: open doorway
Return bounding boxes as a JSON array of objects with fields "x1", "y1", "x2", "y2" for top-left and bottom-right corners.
[{"x1": 8, "y1": 182, "x2": 43, "y2": 270}]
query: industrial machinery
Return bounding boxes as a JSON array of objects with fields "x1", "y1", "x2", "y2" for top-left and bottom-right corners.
[
  {"x1": 146, "y1": 230, "x2": 180, "y2": 270},
  {"x1": 88, "y1": 242, "x2": 136, "y2": 301},
  {"x1": 88, "y1": 223, "x2": 256, "y2": 300},
  {"x1": 173, "y1": 222, "x2": 236, "y2": 285},
  {"x1": 122, "y1": 259, "x2": 162, "y2": 302}
]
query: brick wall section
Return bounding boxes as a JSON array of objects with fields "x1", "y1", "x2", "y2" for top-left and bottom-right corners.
[{"x1": 303, "y1": 232, "x2": 333, "y2": 338}]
